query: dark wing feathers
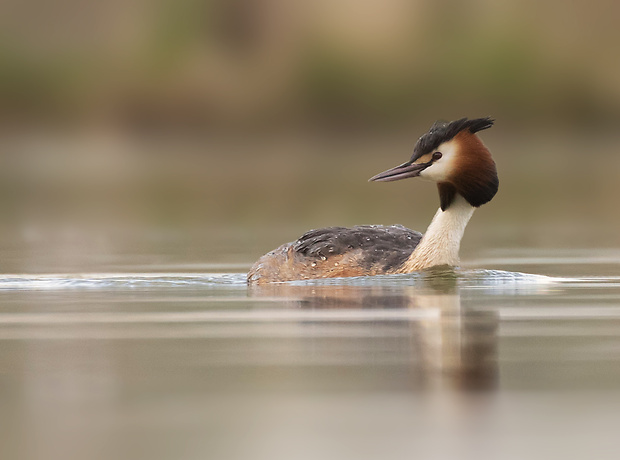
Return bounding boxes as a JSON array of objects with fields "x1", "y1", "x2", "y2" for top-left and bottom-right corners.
[
  {"x1": 293, "y1": 227, "x2": 348, "y2": 256},
  {"x1": 293, "y1": 225, "x2": 422, "y2": 272}
]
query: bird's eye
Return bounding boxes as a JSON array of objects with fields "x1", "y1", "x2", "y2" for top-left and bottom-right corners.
[{"x1": 432, "y1": 152, "x2": 442, "y2": 161}]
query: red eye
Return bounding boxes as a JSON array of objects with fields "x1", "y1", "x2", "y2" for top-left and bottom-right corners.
[{"x1": 432, "y1": 152, "x2": 442, "y2": 161}]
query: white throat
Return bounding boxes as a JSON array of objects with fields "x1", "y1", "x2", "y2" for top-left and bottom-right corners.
[{"x1": 400, "y1": 194, "x2": 475, "y2": 272}]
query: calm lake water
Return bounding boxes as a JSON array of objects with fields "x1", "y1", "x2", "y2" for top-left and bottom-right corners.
[
  {"x1": 2, "y1": 132, "x2": 620, "y2": 459},
  {"x1": 2, "y1": 250, "x2": 620, "y2": 460}
]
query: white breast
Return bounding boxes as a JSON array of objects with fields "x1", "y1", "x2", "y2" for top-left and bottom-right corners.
[{"x1": 399, "y1": 193, "x2": 475, "y2": 272}]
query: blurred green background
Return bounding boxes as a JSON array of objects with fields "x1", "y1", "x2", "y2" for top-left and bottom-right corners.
[{"x1": 1, "y1": 0, "x2": 620, "y2": 273}]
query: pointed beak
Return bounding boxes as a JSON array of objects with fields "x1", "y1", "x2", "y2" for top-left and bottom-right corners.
[{"x1": 369, "y1": 161, "x2": 429, "y2": 182}]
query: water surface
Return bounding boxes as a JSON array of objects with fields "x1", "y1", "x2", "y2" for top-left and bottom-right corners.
[{"x1": 2, "y1": 253, "x2": 620, "y2": 459}]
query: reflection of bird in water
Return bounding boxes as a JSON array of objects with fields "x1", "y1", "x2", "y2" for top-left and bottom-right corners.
[
  {"x1": 249, "y1": 273, "x2": 498, "y2": 392},
  {"x1": 248, "y1": 117, "x2": 498, "y2": 284}
]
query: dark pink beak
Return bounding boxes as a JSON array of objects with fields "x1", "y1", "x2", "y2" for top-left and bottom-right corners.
[{"x1": 369, "y1": 161, "x2": 429, "y2": 182}]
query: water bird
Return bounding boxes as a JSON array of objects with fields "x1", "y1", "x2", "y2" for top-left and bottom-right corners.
[{"x1": 248, "y1": 117, "x2": 498, "y2": 284}]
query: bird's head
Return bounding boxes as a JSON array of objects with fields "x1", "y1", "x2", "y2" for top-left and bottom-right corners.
[{"x1": 370, "y1": 117, "x2": 498, "y2": 210}]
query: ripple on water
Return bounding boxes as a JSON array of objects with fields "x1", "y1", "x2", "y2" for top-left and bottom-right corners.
[
  {"x1": 287, "y1": 268, "x2": 557, "y2": 287},
  {"x1": 0, "y1": 273, "x2": 249, "y2": 291},
  {"x1": 1, "y1": 268, "x2": 617, "y2": 293}
]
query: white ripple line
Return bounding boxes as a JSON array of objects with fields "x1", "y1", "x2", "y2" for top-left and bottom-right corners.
[{"x1": 0, "y1": 309, "x2": 439, "y2": 325}]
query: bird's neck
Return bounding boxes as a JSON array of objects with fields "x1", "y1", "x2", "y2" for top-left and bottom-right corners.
[{"x1": 400, "y1": 194, "x2": 475, "y2": 272}]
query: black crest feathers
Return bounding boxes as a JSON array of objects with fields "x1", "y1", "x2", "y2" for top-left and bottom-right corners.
[{"x1": 410, "y1": 117, "x2": 494, "y2": 163}]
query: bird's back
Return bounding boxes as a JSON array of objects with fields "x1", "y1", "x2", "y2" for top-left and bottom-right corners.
[{"x1": 247, "y1": 225, "x2": 422, "y2": 283}]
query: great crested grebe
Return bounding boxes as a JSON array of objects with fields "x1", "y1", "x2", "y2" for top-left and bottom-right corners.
[{"x1": 248, "y1": 117, "x2": 498, "y2": 284}]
